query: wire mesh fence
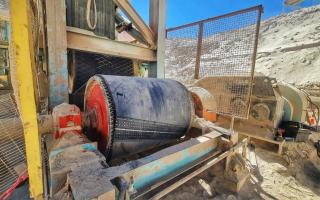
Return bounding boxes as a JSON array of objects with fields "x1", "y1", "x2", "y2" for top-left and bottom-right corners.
[
  {"x1": 166, "y1": 6, "x2": 262, "y2": 118},
  {"x1": 0, "y1": 94, "x2": 26, "y2": 195},
  {"x1": 0, "y1": 0, "x2": 9, "y2": 10}
]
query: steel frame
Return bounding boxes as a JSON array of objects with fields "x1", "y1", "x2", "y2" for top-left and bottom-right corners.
[
  {"x1": 9, "y1": 0, "x2": 166, "y2": 198},
  {"x1": 68, "y1": 130, "x2": 247, "y2": 199},
  {"x1": 10, "y1": 0, "x2": 44, "y2": 198},
  {"x1": 46, "y1": 0, "x2": 165, "y2": 108},
  {"x1": 166, "y1": 5, "x2": 263, "y2": 119}
]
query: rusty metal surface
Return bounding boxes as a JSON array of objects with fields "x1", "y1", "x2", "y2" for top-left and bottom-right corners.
[{"x1": 166, "y1": 6, "x2": 263, "y2": 118}]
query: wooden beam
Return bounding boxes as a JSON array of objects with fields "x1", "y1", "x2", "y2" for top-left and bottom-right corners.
[
  {"x1": 10, "y1": 0, "x2": 44, "y2": 198},
  {"x1": 46, "y1": 0, "x2": 69, "y2": 108},
  {"x1": 67, "y1": 27, "x2": 156, "y2": 61},
  {"x1": 149, "y1": 0, "x2": 159, "y2": 39},
  {"x1": 113, "y1": 0, "x2": 156, "y2": 48},
  {"x1": 149, "y1": 0, "x2": 166, "y2": 78}
]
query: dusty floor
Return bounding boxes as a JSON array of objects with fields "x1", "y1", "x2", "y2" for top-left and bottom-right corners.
[
  {"x1": 162, "y1": 141, "x2": 320, "y2": 200},
  {"x1": 8, "y1": 138, "x2": 320, "y2": 200}
]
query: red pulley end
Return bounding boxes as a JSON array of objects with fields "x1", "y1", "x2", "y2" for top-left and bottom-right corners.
[{"x1": 84, "y1": 80, "x2": 110, "y2": 153}]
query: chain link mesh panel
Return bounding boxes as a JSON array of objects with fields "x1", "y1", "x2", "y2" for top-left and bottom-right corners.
[
  {"x1": 165, "y1": 25, "x2": 200, "y2": 85},
  {"x1": 0, "y1": 94, "x2": 26, "y2": 195},
  {"x1": 166, "y1": 6, "x2": 262, "y2": 118},
  {"x1": 0, "y1": 0, "x2": 9, "y2": 10}
]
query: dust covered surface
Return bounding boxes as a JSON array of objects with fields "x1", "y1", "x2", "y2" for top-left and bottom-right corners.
[
  {"x1": 162, "y1": 141, "x2": 320, "y2": 200},
  {"x1": 256, "y1": 5, "x2": 320, "y2": 88}
]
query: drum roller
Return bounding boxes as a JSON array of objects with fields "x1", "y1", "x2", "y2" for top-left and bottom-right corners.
[{"x1": 84, "y1": 75, "x2": 194, "y2": 160}]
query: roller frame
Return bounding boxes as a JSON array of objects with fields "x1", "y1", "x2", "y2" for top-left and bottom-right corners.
[{"x1": 67, "y1": 128, "x2": 244, "y2": 200}]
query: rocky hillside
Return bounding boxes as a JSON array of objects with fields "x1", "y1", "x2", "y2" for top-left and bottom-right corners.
[{"x1": 256, "y1": 5, "x2": 320, "y2": 87}]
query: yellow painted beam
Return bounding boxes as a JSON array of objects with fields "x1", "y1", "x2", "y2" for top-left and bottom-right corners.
[{"x1": 10, "y1": 0, "x2": 44, "y2": 199}]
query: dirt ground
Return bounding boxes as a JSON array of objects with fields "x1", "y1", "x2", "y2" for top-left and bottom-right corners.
[{"x1": 162, "y1": 138, "x2": 320, "y2": 200}]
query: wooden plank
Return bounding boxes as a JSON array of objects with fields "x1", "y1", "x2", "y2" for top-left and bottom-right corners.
[
  {"x1": 10, "y1": 0, "x2": 44, "y2": 198},
  {"x1": 46, "y1": 0, "x2": 69, "y2": 108},
  {"x1": 239, "y1": 131, "x2": 285, "y2": 155},
  {"x1": 239, "y1": 131, "x2": 282, "y2": 144},
  {"x1": 113, "y1": 0, "x2": 156, "y2": 48},
  {"x1": 67, "y1": 27, "x2": 156, "y2": 61},
  {"x1": 149, "y1": 0, "x2": 159, "y2": 39},
  {"x1": 194, "y1": 23, "x2": 204, "y2": 79}
]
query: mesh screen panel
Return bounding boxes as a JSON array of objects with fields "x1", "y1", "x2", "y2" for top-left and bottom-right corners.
[
  {"x1": 0, "y1": 94, "x2": 25, "y2": 195},
  {"x1": 0, "y1": 0, "x2": 9, "y2": 10},
  {"x1": 166, "y1": 6, "x2": 262, "y2": 118},
  {"x1": 166, "y1": 25, "x2": 199, "y2": 85}
]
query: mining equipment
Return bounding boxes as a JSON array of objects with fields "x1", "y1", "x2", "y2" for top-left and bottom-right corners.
[{"x1": 0, "y1": 1, "x2": 267, "y2": 200}]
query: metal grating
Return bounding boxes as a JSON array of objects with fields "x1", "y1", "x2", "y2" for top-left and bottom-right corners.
[
  {"x1": 0, "y1": 94, "x2": 26, "y2": 195},
  {"x1": 166, "y1": 6, "x2": 262, "y2": 118},
  {"x1": 165, "y1": 25, "x2": 199, "y2": 85},
  {"x1": 0, "y1": 0, "x2": 9, "y2": 10}
]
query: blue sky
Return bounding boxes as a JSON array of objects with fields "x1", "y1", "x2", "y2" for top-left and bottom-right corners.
[{"x1": 131, "y1": 0, "x2": 318, "y2": 29}]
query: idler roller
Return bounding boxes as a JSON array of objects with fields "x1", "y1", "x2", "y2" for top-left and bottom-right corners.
[{"x1": 84, "y1": 75, "x2": 194, "y2": 160}]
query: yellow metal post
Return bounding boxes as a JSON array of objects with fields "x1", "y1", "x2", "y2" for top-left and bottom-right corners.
[{"x1": 10, "y1": 0, "x2": 44, "y2": 199}]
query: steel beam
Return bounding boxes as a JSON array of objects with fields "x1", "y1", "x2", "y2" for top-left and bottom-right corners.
[
  {"x1": 68, "y1": 131, "x2": 223, "y2": 199},
  {"x1": 10, "y1": 0, "x2": 44, "y2": 198},
  {"x1": 67, "y1": 27, "x2": 157, "y2": 61},
  {"x1": 113, "y1": 0, "x2": 156, "y2": 48}
]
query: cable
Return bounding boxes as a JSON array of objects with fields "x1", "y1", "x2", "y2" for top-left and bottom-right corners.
[{"x1": 86, "y1": 0, "x2": 97, "y2": 30}]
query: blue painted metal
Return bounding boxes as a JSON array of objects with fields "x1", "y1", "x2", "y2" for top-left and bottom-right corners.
[
  {"x1": 277, "y1": 83, "x2": 307, "y2": 122},
  {"x1": 46, "y1": 0, "x2": 69, "y2": 109},
  {"x1": 133, "y1": 145, "x2": 215, "y2": 190},
  {"x1": 48, "y1": 54, "x2": 68, "y2": 108},
  {"x1": 49, "y1": 143, "x2": 98, "y2": 158},
  {"x1": 113, "y1": 132, "x2": 222, "y2": 196}
]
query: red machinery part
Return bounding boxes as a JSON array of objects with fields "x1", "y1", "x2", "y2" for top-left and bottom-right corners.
[
  {"x1": 84, "y1": 80, "x2": 111, "y2": 153},
  {"x1": 52, "y1": 103, "x2": 82, "y2": 138},
  {"x1": 0, "y1": 170, "x2": 28, "y2": 200}
]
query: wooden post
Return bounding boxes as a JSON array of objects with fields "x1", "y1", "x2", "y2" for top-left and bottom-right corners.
[
  {"x1": 46, "y1": 0, "x2": 68, "y2": 109},
  {"x1": 149, "y1": 0, "x2": 166, "y2": 78},
  {"x1": 194, "y1": 23, "x2": 204, "y2": 79},
  {"x1": 10, "y1": 0, "x2": 44, "y2": 198},
  {"x1": 133, "y1": 59, "x2": 141, "y2": 76}
]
